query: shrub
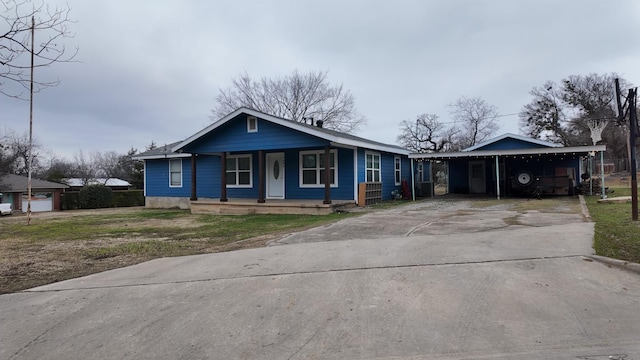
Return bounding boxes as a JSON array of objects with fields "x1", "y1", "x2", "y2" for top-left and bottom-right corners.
[{"x1": 78, "y1": 184, "x2": 113, "y2": 209}]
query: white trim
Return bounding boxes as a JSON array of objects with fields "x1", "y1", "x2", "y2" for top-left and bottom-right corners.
[
  {"x1": 394, "y1": 155, "x2": 401, "y2": 186},
  {"x1": 143, "y1": 161, "x2": 147, "y2": 197},
  {"x1": 247, "y1": 116, "x2": 258, "y2": 133},
  {"x1": 365, "y1": 151, "x2": 381, "y2": 183},
  {"x1": 299, "y1": 149, "x2": 338, "y2": 188},
  {"x1": 353, "y1": 147, "x2": 358, "y2": 202},
  {"x1": 133, "y1": 153, "x2": 191, "y2": 160},
  {"x1": 409, "y1": 144, "x2": 606, "y2": 159},
  {"x1": 463, "y1": 133, "x2": 562, "y2": 151},
  {"x1": 266, "y1": 152, "x2": 285, "y2": 199},
  {"x1": 226, "y1": 154, "x2": 253, "y2": 188},
  {"x1": 169, "y1": 159, "x2": 182, "y2": 188},
  {"x1": 173, "y1": 107, "x2": 410, "y2": 155}
]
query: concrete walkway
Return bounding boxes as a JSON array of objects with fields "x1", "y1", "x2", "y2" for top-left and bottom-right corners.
[{"x1": 1, "y1": 198, "x2": 640, "y2": 359}]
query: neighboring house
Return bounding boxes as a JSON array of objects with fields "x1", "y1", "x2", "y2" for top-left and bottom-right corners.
[
  {"x1": 409, "y1": 133, "x2": 606, "y2": 198},
  {"x1": 0, "y1": 174, "x2": 69, "y2": 212},
  {"x1": 133, "y1": 107, "x2": 411, "y2": 214},
  {"x1": 65, "y1": 178, "x2": 132, "y2": 191}
]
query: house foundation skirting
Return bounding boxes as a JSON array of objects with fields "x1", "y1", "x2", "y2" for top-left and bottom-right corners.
[
  {"x1": 145, "y1": 196, "x2": 191, "y2": 209},
  {"x1": 190, "y1": 199, "x2": 355, "y2": 215}
]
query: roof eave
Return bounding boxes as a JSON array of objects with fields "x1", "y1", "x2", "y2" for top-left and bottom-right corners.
[{"x1": 409, "y1": 144, "x2": 606, "y2": 159}]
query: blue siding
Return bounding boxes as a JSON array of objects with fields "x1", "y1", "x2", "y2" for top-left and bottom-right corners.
[
  {"x1": 475, "y1": 138, "x2": 553, "y2": 151},
  {"x1": 183, "y1": 115, "x2": 328, "y2": 153},
  {"x1": 283, "y1": 147, "x2": 355, "y2": 200},
  {"x1": 356, "y1": 149, "x2": 407, "y2": 201},
  {"x1": 146, "y1": 158, "x2": 192, "y2": 197},
  {"x1": 449, "y1": 159, "x2": 470, "y2": 193},
  {"x1": 145, "y1": 149, "x2": 359, "y2": 201}
]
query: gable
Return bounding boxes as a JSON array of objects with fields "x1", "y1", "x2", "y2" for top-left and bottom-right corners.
[
  {"x1": 173, "y1": 107, "x2": 409, "y2": 156},
  {"x1": 181, "y1": 114, "x2": 329, "y2": 153},
  {"x1": 472, "y1": 138, "x2": 555, "y2": 151},
  {"x1": 464, "y1": 133, "x2": 560, "y2": 152}
]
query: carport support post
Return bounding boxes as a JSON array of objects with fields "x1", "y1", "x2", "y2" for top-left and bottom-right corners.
[
  {"x1": 323, "y1": 146, "x2": 332, "y2": 204},
  {"x1": 410, "y1": 159, "x2": 415, "y2": 201},
  {"x1": 220, "y1": 152, "x2": 228, "y2": 202},
  {"x1": 600, "y1": 150, "x2": 606, "y2": 199},
  {"x1": 495, "y1": 155, "x2": 501, "y2": 200},
  {"x1": 190, "y1": 154, "x2": 197, "y2": 201}
]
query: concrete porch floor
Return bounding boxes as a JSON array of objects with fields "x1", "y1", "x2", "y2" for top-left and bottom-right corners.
[{"x1": 190, "y1": 198, "x2": 355, "y2": 215}]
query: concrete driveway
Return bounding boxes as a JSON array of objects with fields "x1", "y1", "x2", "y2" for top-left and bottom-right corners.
[{"x1": 1, "y1": 197, "x2": 640, "y2": 359}]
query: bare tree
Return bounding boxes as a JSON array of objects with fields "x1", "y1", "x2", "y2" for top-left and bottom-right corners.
[
  {"x1": 212, "y1": 70, "x2": 366, "y2": 133},
  {"x1": 397, "y1": 114, "x2": 454, "y2": 153},
  {"x1": 449, "y1": 96, "x2": 499, "y2": 150},
  {"x1": 0, "y1": 128, "x2": 43, "y2": 175},
  {"x1": 519, "y1": 73, "x2": 627, "y2": 153},
  {"x1": 73, "y1": 150, "x2": 100, "y2": 185},
  {"x1": 1, "y1": 0, "x2": 77, "y2": 98}
]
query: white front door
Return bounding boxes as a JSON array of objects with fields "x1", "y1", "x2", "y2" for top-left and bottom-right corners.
[
  {"x1": 469, "y1": 161, "x2": 486, "y2": 194},
  {"x1": 266, "y1": 152, "x2": 285, "y2": 199}
]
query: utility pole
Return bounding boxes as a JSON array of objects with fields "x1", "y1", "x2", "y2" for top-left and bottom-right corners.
[
  {"x1": 615, "y1": 78, "x2": 638, "y2": 220},
  {"x1": 27, "y1": 16, "x2": 34, "y2": 225}
]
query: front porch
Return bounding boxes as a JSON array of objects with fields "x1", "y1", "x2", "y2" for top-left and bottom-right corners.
[{"x1": 190, "y1": 198, "x2": 355, "y2": 215}]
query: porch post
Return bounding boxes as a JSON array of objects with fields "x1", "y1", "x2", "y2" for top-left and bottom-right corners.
[
  {"x1": 410, "y1": 159, "x2": 415, "y2": 201},
  {"x1": 258, "y1": 150, "x2": 266, "y2": 203},
  {"x1": 323, "y1": 145, "x2": 332, "y2": 204},
  {"x1": 495, "y1": 155, "x2": 501, "y2": 200},
  {"x1": 190, "y1": 154, "x2": 197, "y2": 201},
  {"x1": 220, "y1": 152, "x2": 228, "y2": 202}
]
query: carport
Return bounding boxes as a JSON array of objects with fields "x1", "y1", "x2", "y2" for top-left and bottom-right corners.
[{"x1": 409, "y1": 134, "x2": 607, "y2": 199}]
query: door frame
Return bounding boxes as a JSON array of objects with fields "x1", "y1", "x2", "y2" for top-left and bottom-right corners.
[{"x1": 266, "y1": 152, "x2": 285, "y2": 199}]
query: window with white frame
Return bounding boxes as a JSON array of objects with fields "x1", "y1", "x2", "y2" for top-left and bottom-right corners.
[
  {"x1": 365, "y1": 152, "x2": 381, "y2": 182},
  {"x1": 247, "y1": 116, "x2": 258, "y2": 133},
  {"x1": 394, "y1": 156, "x2": 401, "y2": 185},
  {"x1": 299, "y1": 150, "x2": 338, "y2": 187},
  {"x1": 226, "y1": 154, "x2": 252, "y2": 187},
  {"x1": 169, "y1": 159, "x2": 182, "y2": 187}
]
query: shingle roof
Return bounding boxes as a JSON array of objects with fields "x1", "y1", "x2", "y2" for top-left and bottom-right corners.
[
  {"x1": 132, "y1": 141, "x2": 191, "y2": 160},
  {"x1": 0, "y1": 174, "x2": 69, "y2": 192}
]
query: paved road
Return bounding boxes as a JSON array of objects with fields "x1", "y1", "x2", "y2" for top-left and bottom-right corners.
[{"x1": 1, "y1": 198, "x2": 640, "y2": 359}]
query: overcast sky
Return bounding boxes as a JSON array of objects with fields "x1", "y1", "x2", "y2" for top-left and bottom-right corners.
[{"x1": 2, "y1": 0, "x2": 640, "y2": 159}]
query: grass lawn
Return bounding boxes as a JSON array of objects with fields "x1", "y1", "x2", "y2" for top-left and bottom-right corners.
[
  {"x1": 0, "y1": 208, "x2": 357, "y2": 294},
  {"x1": 584, "y1": 187, "x2": 640, "y2": 264}
]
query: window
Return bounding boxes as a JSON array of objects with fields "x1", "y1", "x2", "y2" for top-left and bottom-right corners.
[
  {"x1": 299, "y1": 150, "x2": 338, "y2": 187},
  {"x1": 416, "y1": 162, "x2": 424, "y2": 183},
  {"x1": 169, "y1": 159, "x2": 182, "y2": 187},
  {"x1": 247, "y1": 116, "x2": 258, "y2": 133},
  {"x1": 394, "y1": 156, "x2": 401, "y2": 185},
  {"x1": 365, "y1": 152, "x2": 381, "y2": 182},
  {"x1": 226, "y1": 155, "x2": 252, "y2": 187}
]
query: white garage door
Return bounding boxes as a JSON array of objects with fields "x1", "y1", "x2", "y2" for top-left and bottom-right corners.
[{"x1": 22, "y1": 193, "x2": 53, "y2": 212}]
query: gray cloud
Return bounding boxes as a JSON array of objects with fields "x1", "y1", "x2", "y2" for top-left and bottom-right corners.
[{"x1": 2, "y1": 0, "x2": 639, "y2": 159}]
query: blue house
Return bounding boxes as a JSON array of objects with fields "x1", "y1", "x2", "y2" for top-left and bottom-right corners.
[
  {"x1": 134, "y1": 108, "x2": 411, "y2": 214},
  {"x1": 409, "y1": 133, "x2": 606, "y2": 198}
]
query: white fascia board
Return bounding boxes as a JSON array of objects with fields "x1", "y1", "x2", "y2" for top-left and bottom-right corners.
[
  {"x1": 132, "y1": 153, "x2": 192, "y2": 160},
  {"x1": 409, "y1": 145, "x2": 606, "y2": 159},
  {"x1": 330, "y1": 141, "x2": 410, "y2": 155}
]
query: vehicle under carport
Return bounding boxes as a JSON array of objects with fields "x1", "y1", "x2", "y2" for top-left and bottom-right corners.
[{"x1": 409, "y1": 133, "x2": 606, "y2": 199}]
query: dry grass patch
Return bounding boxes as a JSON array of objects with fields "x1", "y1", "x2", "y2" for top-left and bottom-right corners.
[{"x1": 0, "y1": 208, "x2": 355, "y2": 294}]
